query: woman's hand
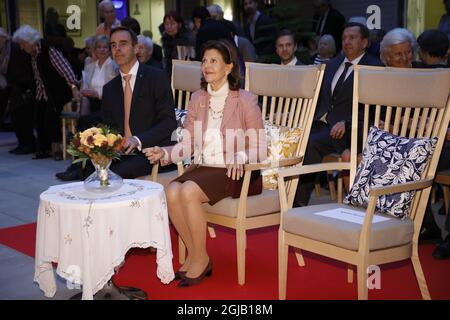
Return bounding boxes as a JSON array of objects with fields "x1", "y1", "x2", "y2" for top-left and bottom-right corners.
[
  {"x1": 143, "y1": 146, "x2": 165, "y2": 164},
  {"x1": 226, "y1": 163, "x2": 244, "y2": 180}
]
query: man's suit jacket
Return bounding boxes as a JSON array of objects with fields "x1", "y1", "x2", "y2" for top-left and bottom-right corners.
[
  {"x1": 314, "y1": 8, "x2": 346, "y2": 52},
  {"x1": 244, "y1": 13, "x2": 278, "y2": 57},
  {"x1": 314, "y1": 52, "x2": 383, "y2": 128},
  {"x1": 163, "y1": 89, "x2": 266, "y2": 165},
  {"x1": 102, "y1": 63, "x2": 177, "y2": 148}
]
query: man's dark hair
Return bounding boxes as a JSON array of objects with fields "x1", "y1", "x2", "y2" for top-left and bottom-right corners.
[
  {"x1": 276, "y1": 29, "x2": 297, "y2": 45},
  {"x1": 110, "y1": 26, "x2": 138, "y2": 46},
  {"x1": 344, "y1": 22, "x2": 370, "y2": 39},
  {"x1": 417, "y1": 29, "x2": 449, "y2": 58},
  {"x1": 200, "y1": 40, "x2": 241, "y2": 91},
  {"x1": 121, "y1": 17, "x2": 141, "y2": 35}
]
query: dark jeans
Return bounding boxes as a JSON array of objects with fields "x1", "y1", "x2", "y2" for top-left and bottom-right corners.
[
  {"x1": 293, "y1": 121, "x2": 351, "y2": 207},
  {"x1": 35, "y1": 100, "x2": 61, "y2": 152},
  {"x1": 10, "y1": 90, "x2": 35, "y2": 148}
]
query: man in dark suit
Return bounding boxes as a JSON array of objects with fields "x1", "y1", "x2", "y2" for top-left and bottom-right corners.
[
  {"x1": 102, "y1": 26, "x2": 176, "y2": 178},
  {"x1": 294, "y1": 22, "x2": 383, "y2": 207},
  {"x1": 56, "y1": 27, "x2": 176, "y2": 181},
  {"x1": 313, "y1": 0, "x2": 346, "y2": 53},
  {"x1": 243, "y1": 0, "x2": 278, "y2": 58},
  {"x1": 276, "y1": 29, "x2": 304, "y2": 66}
]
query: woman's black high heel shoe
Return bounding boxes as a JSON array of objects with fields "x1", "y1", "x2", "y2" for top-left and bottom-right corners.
[
  {"x1": 174, "y1": 270, "x2": 187, "y2": 280},
  {"x1": 177, "y1": 260, "x2": 212, "y2": 287}
]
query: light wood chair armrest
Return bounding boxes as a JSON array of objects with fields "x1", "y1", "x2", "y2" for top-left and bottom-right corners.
[
  {"x1": 278, "y1": 162, "x2": 351, "y2": 179},
  {"x1": 151, "y1": 162, "x2": 159, "y2": 182},
  {"x1": 369, "y1": 178, "x2": 434, "y2": 197},
  {"x1": 244, "y1": 156, "x2": 303, "y2": 172}
]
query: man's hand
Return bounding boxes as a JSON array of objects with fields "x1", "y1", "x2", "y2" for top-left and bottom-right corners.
[
  {"x1": 330, "y1": 121, "x2": 346, "y2": 140},
  {"x1": 143, "y1": 146, "x2": 165, "y2": 164},
  {"x1": 122, "y1": 136, "x2": 140, "y2": 155}
]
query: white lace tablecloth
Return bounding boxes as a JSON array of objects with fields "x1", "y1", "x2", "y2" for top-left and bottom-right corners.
[{"x1": 34, "y1": 180, "x2": 175, "y2": 300}]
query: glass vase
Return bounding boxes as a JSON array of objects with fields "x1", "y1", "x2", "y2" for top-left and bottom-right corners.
[{"x1": 83, "y1": 159, "x2": 123, "y2": 193}]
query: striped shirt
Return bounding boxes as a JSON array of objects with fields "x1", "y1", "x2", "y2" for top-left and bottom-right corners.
[
  {"x1": 313, "y1": 54, "x2": 331, "y2": 65},
  {"x1": 31, "y1": 42, "x2": 78, "y2": 101}
]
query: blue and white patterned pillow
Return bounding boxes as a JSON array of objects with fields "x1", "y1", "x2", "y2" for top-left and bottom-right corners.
[{"x1": 344, "y1": 126, "x2": 437, "y2": 219}]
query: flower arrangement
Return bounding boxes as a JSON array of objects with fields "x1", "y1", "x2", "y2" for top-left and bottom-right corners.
[{"x1": 67, "y1": 125, "x2": 125, "y2": 168}]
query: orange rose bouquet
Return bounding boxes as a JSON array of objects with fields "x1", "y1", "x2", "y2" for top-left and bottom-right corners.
[{"x1": 67, "y1": 125, "x2": 125, "y2": 168}]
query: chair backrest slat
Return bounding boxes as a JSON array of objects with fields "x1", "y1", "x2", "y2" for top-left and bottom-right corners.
[
  {"x1": 261, "y1": 96, "x2": 268, "y2": 121},
  {"x1": 281, "y1": 98, "x2": 291, "y2": 126},
  {"x1": 276, "y1": 97, "x2": 284, "y2": 125},
  {"x1": 400, "y1": 107, "x2": 412, "y2": 137},
  {"x1": 363, "y1": 104, "x2": 370, "y2": 146},
  {"x1": 432, "y1": 108, "x2": 445, "y2": 138},
  {"x1": 287, "y1": 98, "x2": 297, "y2": 128},
  {"x1": 292, "y1": 98, "x2": 304, "y2": 128},
  {"x1": 409, "y1": 107, "x2": 422, "y2": 138},
  {"x1": 384, "y1": 106, "x2": 392, "y2": 131},
  {"x1": 425, "y1": 108, "x2": 438, "y2": 138},
  {"x1": 392, "y1": 106, "x2": 403, "y2": 135},
  {"x1": 374, "y1": 105, "x2": 381, "y2": 128},
  {"x1": 417, "y1": 107, "x2": 430, "y2": 138},
  {"x1": 269, "y1": 97, "x2": 276, "y2": 124}
]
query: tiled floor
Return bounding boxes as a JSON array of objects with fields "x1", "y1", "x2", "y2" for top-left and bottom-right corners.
[{"x1": 0, "y1": 131, "x2": 79, "y2": 299}]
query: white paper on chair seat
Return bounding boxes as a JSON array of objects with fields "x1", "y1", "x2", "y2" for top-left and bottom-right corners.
[{"x1": 314, "y1": 208, "x2": 391, "y2": 224}]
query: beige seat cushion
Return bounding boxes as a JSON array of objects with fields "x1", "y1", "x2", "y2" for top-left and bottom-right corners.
[
  {"x1": 203, "y1": 189, "x2": 280, "y2": 218},
  {"x1": 282, "y1": 203, "x2": 414, "y2": 251}
]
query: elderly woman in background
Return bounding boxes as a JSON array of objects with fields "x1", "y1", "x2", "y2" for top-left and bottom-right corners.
[
  {"x1": 83, "y1": 36, "x2": 97, "y2": 67},
  {"x1": 95, "y1": 0, "x2": 121, "y2": 38},
  {"x1": 144, "y1": 40, "x2": 266, "y2": 287},
  {"x1": 136, "y1": 35, "x2": 163, "y2": 69},
  {"x1": 313, "y1": 34, "x2": 336, "y2": 64},
  {"x1": 80, "y1": 35, "x2": 118, "y2": 116},
  {"x1": 13, "y1": 25, "x2": 79, "y2": 160},
  {"x1": 380, "y1": 27, "x2": 416, "y2": 68}
]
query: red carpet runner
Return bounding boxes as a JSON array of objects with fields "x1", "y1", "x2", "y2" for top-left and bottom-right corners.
[{"x1": 0, "y1": 223, "x2": 449, "y2": 299}]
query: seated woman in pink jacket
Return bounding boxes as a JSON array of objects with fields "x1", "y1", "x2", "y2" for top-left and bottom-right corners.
[{"x1": 144, "y1": 40, "x2": 266, "y2": 287}]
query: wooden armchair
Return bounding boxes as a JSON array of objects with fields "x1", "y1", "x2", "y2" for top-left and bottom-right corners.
[
  {"x1": 180, "y1": 63, "x2": 325, "y2": 285},
  {"x1": 277, "y1": 66, "x2": 450, "y2": 299}
]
